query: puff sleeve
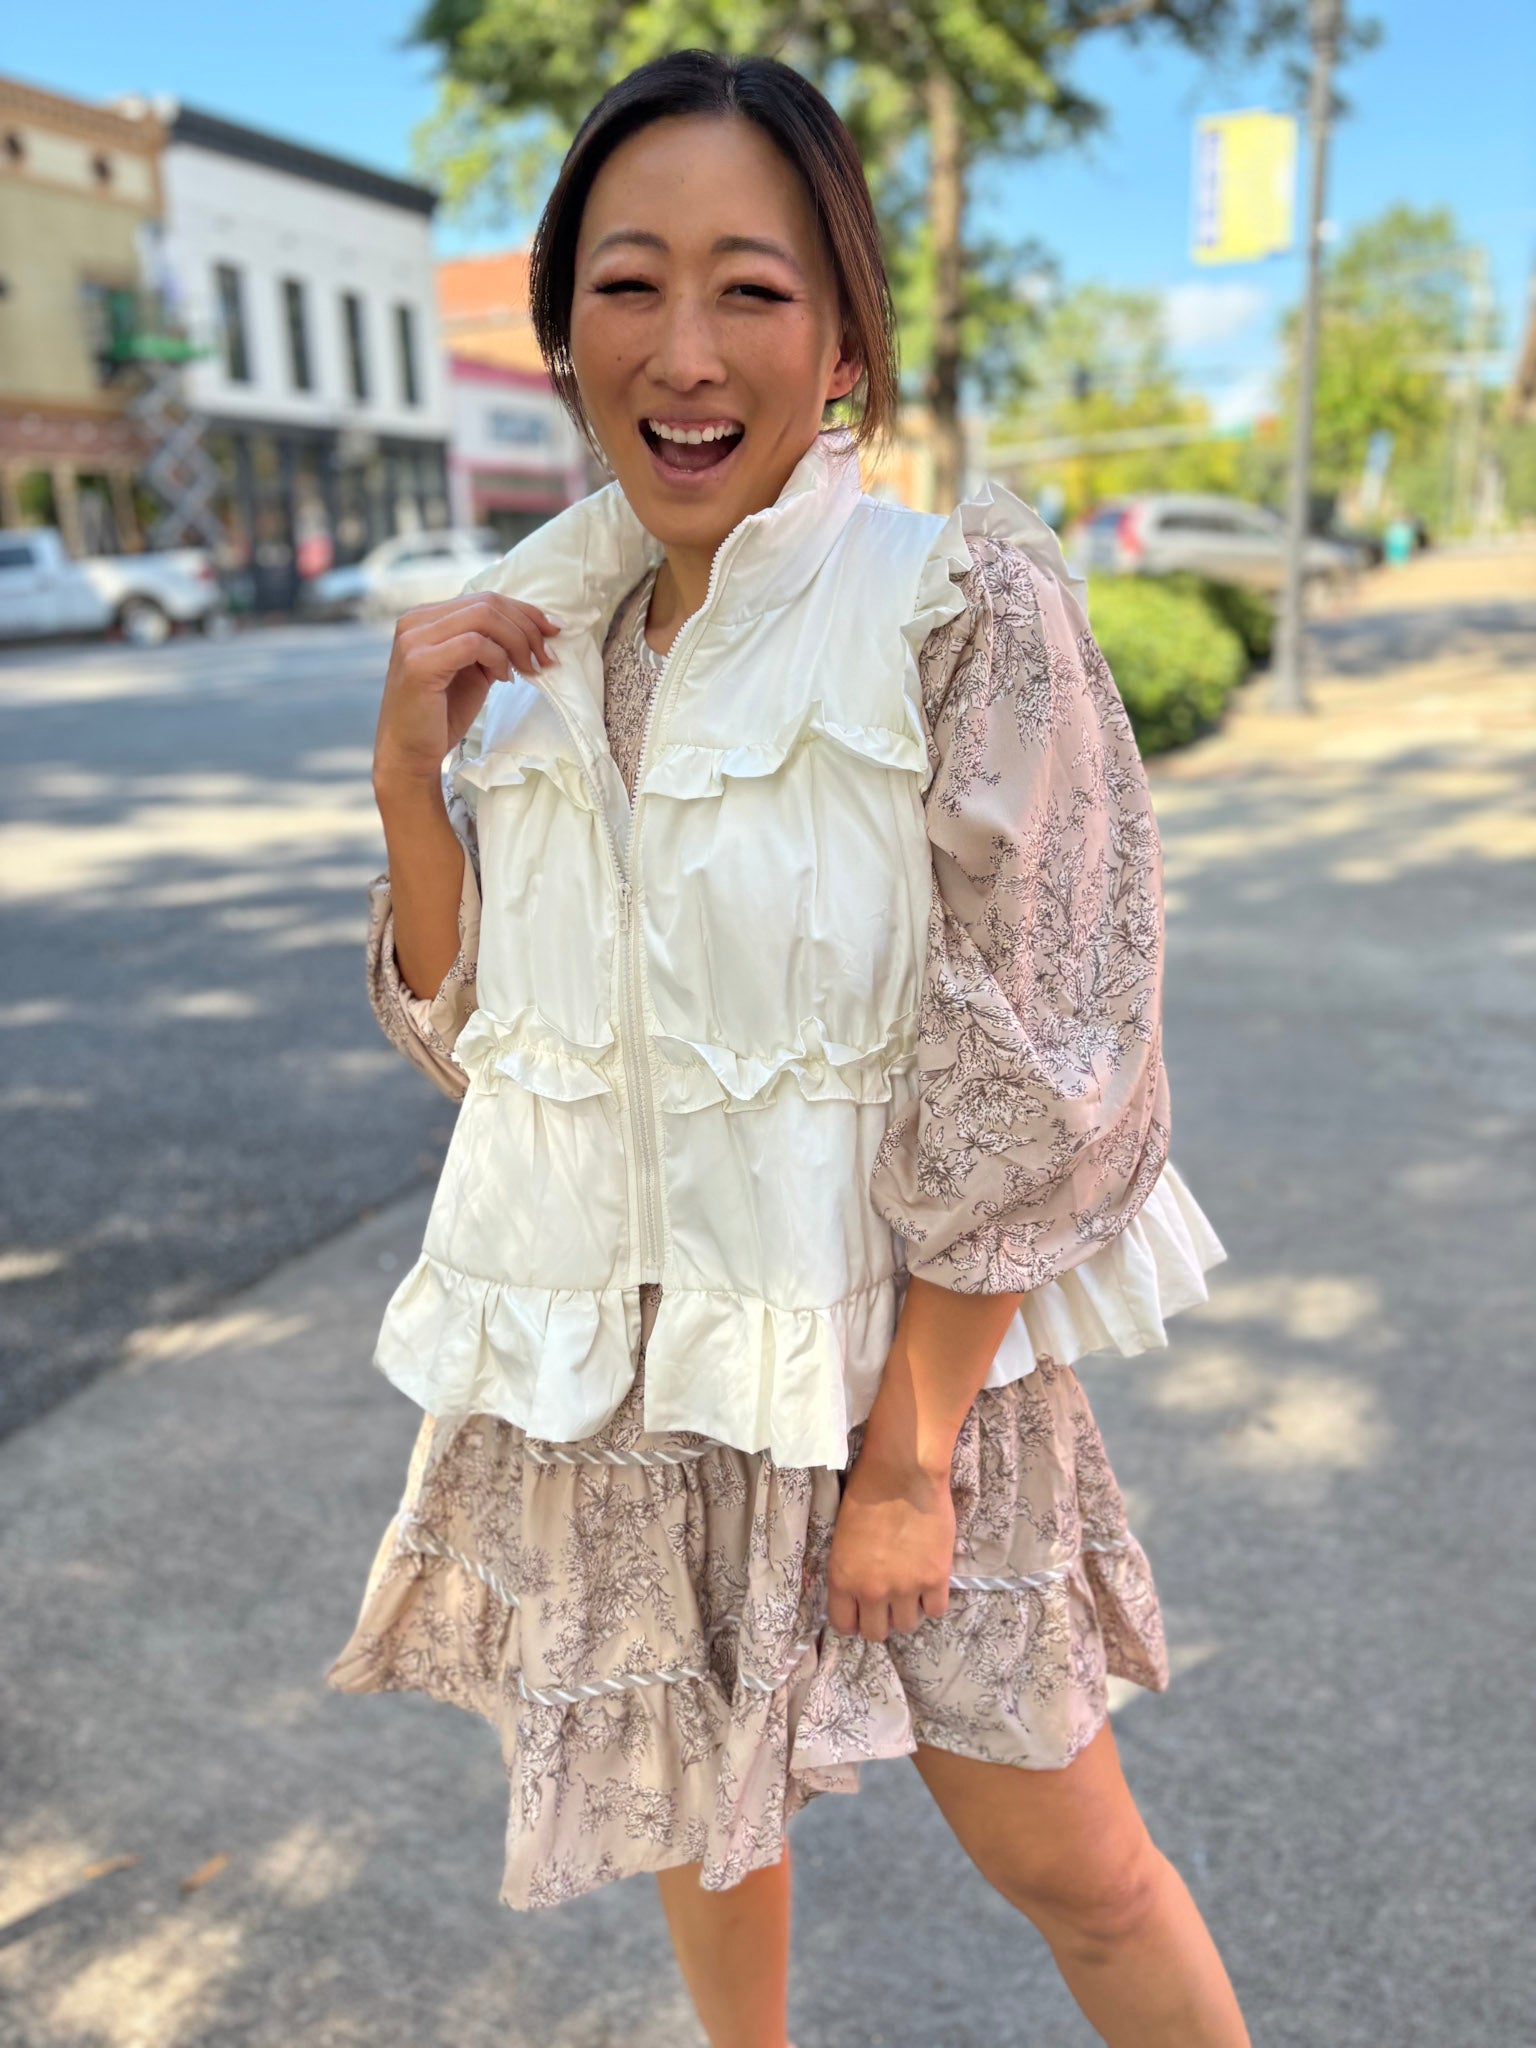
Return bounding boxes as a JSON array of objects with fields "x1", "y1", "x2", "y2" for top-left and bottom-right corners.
[{"x1": 870, "y1": 495, "x2": 1226, "y2": 1360}]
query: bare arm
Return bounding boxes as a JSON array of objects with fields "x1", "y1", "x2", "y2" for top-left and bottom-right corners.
[
  {"x1": 373, "y1": 768, "x2": 468, "y2": 1001},
  {"x1": 826, "y1": 1276, "x2": 1023, "y2": 1642},
  {"x1": 372, "y1": 591, "x2": 560, "y2": 1000}
]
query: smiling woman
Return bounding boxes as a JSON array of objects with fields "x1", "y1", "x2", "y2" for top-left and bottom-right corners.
[
  {"x1": 529, "y1": 60, "x2": 898, "y2": 643},
  {"x1": 334, "y1": 47, "x2": 1246, "y2": 2048}
]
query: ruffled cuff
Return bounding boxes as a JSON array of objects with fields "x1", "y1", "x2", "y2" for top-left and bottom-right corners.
[
  {"x1": 365, "y1": 852, "x2": 480, "y2": 1103},
  {"x1": 976, "y1": 1160, "x2": 1229, "y2": 1382}
]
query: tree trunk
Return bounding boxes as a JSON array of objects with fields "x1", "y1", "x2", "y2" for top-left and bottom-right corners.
[{"x1": 925, "y1": 69, "x2": 965, "y2": 511}]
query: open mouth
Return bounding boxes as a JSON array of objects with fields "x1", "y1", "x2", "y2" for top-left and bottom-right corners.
[{"x1": 639, "y1": 417, "x2": 745, "y2": 477}]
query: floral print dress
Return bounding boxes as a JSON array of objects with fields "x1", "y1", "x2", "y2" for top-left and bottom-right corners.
[{"x1": 326, "y1": 531, "x2": 1227, "y2": 1912}]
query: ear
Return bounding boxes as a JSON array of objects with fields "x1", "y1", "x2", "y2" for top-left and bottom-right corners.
[{"x1": 825, "y1": 347, "x2": 862, "y2": 405}]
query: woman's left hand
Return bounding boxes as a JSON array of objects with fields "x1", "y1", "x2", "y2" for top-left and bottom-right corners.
[{"x1": 825, "y1": 1445, "x2": 955, "y2": 1642}]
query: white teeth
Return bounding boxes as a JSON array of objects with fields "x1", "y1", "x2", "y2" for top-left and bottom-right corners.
[{"x1": 647, "y1": 419, "x2": 742, "y2": 445}]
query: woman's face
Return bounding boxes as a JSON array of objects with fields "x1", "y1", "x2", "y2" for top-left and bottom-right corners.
[{"x1": 569, "y1": 114, "x2": 861, "y2": 555}]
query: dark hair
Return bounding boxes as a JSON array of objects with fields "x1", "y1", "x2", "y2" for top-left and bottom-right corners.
[{"x1": 529, "y1": 50, "x2": 899, "y2": 454}]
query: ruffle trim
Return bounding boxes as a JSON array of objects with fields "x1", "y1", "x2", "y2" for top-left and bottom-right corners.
[
  {"x1": 641, "y1": 699, "x2": 927, "y2": 800},
  {"x1": 983, "y1": 1160, "x2": 1229, "y2": 1385},
  {"x1": 448, "y1": 1004, "x2": 917, "y2": 1115},
  {"x1": 452, "y1": 728, "x2": 596, "y2": 815},
  {"x1": 899, "y1": 473, "x2": 1090, "y2": 675},
  {"x1": 451, "y1": 1005, "x2": 616, "y2": 1103},
  {"x1": 653, "y1": 1010, "x2": 918, "y2": 1114},
  {"x1": 373, "y1": 1163, "x2": 1224, "y2": 1465},
  {"x1": 328, "y1": 1517, "x2": 1164, "y2": 1913},
  {"x1": 372, "y1": 1259, "x2": 900, "y2": 1468}
]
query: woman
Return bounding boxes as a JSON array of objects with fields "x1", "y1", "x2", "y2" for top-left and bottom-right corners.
[{"x1": 329, "y1": 50, "x2": 1247, "y2": 2048}]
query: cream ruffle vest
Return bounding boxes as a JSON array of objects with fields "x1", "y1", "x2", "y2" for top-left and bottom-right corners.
[{"x1": 371, "y1": 431, "x2": 1225, "y2": 1467}]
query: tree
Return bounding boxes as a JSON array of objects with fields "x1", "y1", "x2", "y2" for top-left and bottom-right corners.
[
  {"x1": 1277, "y1": 204, "x2": 1477, "y2": 530},
  {"x1": 987, "y1": 282, "x2": 1270, "y2": 521},
  {"x1": 412, "y1": 0, "x2": 1286, "y2": 507}
]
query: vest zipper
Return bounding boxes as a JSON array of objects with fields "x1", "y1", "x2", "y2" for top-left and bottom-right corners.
[
  {"x1": 620, "y1": 532, "x2": 751, "y2": 1277},
  {"x1": 534, "y1": 530, "x2": 748, "y2": 1283},
  {"x1": 541, "y1": 722, "x2": 659, "y2": 1278}
]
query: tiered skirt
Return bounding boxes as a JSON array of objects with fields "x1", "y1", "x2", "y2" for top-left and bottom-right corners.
[{"x1": 327, "y1": 1318, "x2": 1169, "y2": 1912}]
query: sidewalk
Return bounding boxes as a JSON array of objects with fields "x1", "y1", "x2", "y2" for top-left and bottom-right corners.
[{"x1": 2, "y1": 570, "x2": 1533, "y2": 2047}]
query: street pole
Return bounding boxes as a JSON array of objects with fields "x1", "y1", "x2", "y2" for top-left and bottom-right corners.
[
  {"x1": 1271, "y1": 0, "x2": 1341, "y2": 714},
  {"x1": 1450, "y1": 247, "x2": 1492, "y2": 536}
]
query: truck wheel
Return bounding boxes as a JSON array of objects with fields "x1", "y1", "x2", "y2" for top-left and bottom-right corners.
[{"x1": 119, "y1": 597, "x2": 172, "y2": 648}]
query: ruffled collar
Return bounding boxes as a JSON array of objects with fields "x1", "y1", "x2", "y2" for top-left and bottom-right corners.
[{"x1": 480, "y1": 426, "x2": 867, "y2": 648}]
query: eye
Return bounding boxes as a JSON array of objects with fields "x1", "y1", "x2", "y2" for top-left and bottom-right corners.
[
  {"x1": 728, "y1": 283, "x2": 793, "y2": 303},
  {"x1": 593, "y1": 277, "x2": 655, "y2": 296}
]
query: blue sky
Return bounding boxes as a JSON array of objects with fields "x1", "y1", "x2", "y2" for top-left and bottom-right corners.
[{"x1": 10, "y1": 0, "x2": 1533, "y2": 423}]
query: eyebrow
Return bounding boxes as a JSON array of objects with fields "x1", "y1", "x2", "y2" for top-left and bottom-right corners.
[{"x1": 589, "y1": 229, "x2": 806, "y2": 277}]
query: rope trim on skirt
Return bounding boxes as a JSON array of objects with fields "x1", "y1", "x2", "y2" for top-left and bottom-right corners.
[
  {"x1": 524, "y1": 1439, "x2": 714, "y2": 1468},
  {"x1": 392, "y1": 1518, "x2": 1134, "y2": 1710}
]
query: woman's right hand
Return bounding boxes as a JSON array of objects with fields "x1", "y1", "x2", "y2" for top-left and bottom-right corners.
[{"x1": 373, "y1": 592, "x2": 561, "y2": 790}]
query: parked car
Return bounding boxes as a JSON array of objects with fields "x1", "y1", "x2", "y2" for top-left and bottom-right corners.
[
  {"x1": 299, "y1": 528, "x2": 505, "y2": 623},
  {"x1": 0, "y1": 527, "x2": 225, "y2": 646},
  {"x1": 1066, "y1": 494, "x2": 1366, "y2": 591}
]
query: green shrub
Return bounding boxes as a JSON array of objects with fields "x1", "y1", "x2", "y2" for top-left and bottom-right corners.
[
  {"x1": 1163, "y1": 572, "x2": 1275, "y2": 665},
  {"x1": 1085, "y1": 576, "x2": 1248, "y2": 755}
]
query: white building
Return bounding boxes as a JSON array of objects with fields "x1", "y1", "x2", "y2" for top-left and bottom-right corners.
[
  {"x1": 151, "y1": 103, "x2": 451, "y2": 608},
  {"x1": 447, "y1": 355, "x2": 587, "y2": 546}
]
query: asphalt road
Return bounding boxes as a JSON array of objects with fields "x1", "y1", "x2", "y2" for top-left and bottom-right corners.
[
  {"x1": 0, "y1": 623, "x2": 456, "y2": 1437},
  {"x1": 1, "y1": 584, "x2": 1533, "y2": 2045}
]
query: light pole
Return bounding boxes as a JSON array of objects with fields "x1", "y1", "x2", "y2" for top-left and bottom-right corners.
[{"x1": 1271, "y1": 0, "x2": 1341, "y2": 714}]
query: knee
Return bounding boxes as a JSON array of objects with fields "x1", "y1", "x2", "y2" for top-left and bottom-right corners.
[{"x1": 985, "y1": 1838, "x2": 1166, "y2": 1962}]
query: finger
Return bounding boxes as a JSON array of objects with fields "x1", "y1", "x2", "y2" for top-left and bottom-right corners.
[
  {"x1": 826, "y1": 1585, "x2": 859, "y2": 1637},
  {"x1": 409, "y1": 615, "x2": 547, "y2": 678},
  {"x1": 400, "y1": 598, "x2": 557, "y2": 668},
  {"x1": 431, "y1": 632, "x2": 515, "y2": 684},
  {"x1": 444, "y1": 592, "x2": 563, "y2": 649},
  {"x1": 888, "y1": 1596, "x2": 923, "y2": 1637},
  {"x1": 398, "y1": 592, "x2": 561, "y2": 635},
  {"x1": 918, "y1": 1583, "x2": 951, "y2": 1623},
  {"x1": 858, "y1": 1600, "x2": 892, "y2": 1644},
  {"x1": 476, "y1": 590, "x2": 562, "y2": 635}
]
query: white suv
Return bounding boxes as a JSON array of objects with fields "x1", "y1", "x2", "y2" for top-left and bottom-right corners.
[
  {"x1": 1069, "y1": 494, "x2": 1364, "y2": 591},
  {"x1": 301, "y1": 528, "x2": 504, "y2": 622}
]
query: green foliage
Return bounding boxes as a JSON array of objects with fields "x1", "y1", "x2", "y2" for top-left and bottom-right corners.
[
  {"x1": 1161, "y1": 571, "x2": 1275, "y2": 663},
  {"x1": 1278, "y1": 204, "x2": 1472, "y2": 520},
  {"x1": 1086, "y1": 575, "x2": 1249, "y2": 755},
  {"x1": 991, "y1": 284, "x2": 1272, "y2": 522},
  {"x1": 1493, "y1": 419, "x2": 1536, "y2": 527},
  {"x1": 412, "y1": 0, "x2": 1104, "y2": 153},
  {"x1": 410, "y1": 2, "x2": 1280, "y2": 398}
]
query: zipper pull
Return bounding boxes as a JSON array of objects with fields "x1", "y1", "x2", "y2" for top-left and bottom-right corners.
[{"x1": 617, "y1": 872, "x2": 632, "y2": 931}]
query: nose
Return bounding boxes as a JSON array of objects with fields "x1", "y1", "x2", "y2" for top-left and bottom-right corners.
[{"x1": 645, "y1": 292, "x2": 728, "y2": 393}]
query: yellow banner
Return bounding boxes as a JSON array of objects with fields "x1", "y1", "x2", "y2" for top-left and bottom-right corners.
[{"x1": 1192, "y1": 111, "x2": 1297, "y2": 266}]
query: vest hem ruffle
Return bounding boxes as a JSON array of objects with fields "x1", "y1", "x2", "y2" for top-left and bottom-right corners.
[
  {"x1": 373, "y1": 1161, "x2": 1225, "y2": 1469},
  {"x1": 372, "y1": 1257, "x2": 904, "y2": 1469}
]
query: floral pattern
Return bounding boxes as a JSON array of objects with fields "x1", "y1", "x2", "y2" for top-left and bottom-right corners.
[
  {"x1": 869, "y1": 531, "x2": 1171, "y2": 1293},
  {"x1": 339, "y1": 528, "x2": 1176, "y2": 1910},
  {"x1": 327, "y1": 1326, "x2": 1167, "y2": 1911},
  {"x1": 602, "y1": 561, "x2": 663, "y2": 794}
]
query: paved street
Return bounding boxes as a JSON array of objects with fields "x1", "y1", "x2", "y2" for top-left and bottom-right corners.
[
  {"x1": 1, "y1": 558, "x2": 1534, "y2": 2046},
  {"x1": 0, "y1": 623, "x2": 456, "y2": 1437}
]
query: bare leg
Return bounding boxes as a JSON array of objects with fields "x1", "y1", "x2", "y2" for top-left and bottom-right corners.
[
  {"x1": 655, "y1": 1840, "x2": 793, "y2": 2048},
  {"x1": 914, "y1": 1722, "x2": 1249, "y2": 2047}
]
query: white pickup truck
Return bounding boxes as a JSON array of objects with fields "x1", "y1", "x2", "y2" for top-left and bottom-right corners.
[{"x1": 0, "y1": 527, "x2": 226, "y2": 647}]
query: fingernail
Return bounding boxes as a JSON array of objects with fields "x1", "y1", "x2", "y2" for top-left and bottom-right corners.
[{"x1": 544, "y1": 612, "x2": 565, "y2": 629}]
